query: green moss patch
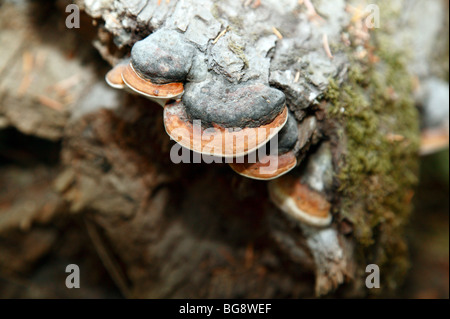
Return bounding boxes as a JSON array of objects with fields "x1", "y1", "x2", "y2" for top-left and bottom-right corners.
[{"x1": 324, "y1": 31, "x2": 420, "y2": 291}]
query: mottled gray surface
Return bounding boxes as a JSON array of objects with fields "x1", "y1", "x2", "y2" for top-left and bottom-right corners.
[
  {"x1": 388, "y1": 0, "x2": 447, "y2": 79},
  {"x1": 81, "y1": 0, "x2": 351, "y2": 115},
  {"x1": 301, "y1": 142, "x2": 333, "y2": 193},
  {"x1": 131, "y1": 29, "x2": 196, "y2": 83}
]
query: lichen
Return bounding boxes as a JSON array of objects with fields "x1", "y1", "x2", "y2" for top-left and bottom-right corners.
[
  {"x1": 211, "y1": 2, "x2": 221, "y2": 21},
  {"x1": 228, "y1": 39, "x2": 249, "y2": 69},
  {"x1": 323, "y1": 24, "x2": 420, "y2": 293},
  {"x1": 211, "y1": 1, "x2": 244, "y2": 35}
]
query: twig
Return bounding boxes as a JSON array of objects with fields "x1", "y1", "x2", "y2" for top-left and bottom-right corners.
[
  {"x1": 38, "y1": 95, "x2": 64, "y2": 111},
  {"x1": 294, "y1": 71, "x2": 300, "y2": 83},
  {"x1": 272, "y1": 27, "x2": 283, "y2": 40},
  {"x1": 84, "y1": 218, "x2": 132, "y2": 298},
  {"x1": 302, "y1": 0, "x2": 324, "y2": 22},
  {"x1": 213, "y1": 26, "x2": 230, "y2": 44},
  {"x1": 322, "y1": 33, "x2": 333, "y2": 59}
]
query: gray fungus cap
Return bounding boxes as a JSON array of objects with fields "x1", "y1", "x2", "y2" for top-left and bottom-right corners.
[
  {"x1": 131, "y1": 29, "x2": 196, "y2": 84},
  {"x1": 277, "y1": 113, "x2": 299, "y2": 153},
  {"x1": 183, "y1": 79, "x2": 286, "y2": 128}
]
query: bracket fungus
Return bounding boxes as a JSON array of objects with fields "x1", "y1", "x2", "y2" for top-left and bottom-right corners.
[
  {"x1": 106, "y1": 61, "x2": 185, "y2": 107},
  {"x1": 164, "y1": 79, "x2": 288, "y2": 158},
  {"x1": 121, "y1": 63, "x2": 184, "y2": 107},
  {"x1": 106, "y1": 29, "x2": 197, "y2": 106},
  {"x1": 105, "y1": 61, "x2": 127, "y2": 90},
  {"x1": 105, "y1": 28, "x2": 290, "y2": 159},
  {"x1": 268, "y1": 176, "x2": 332, "y2": 227},
  {"x1": 420, "y1": 128, "x2": 449, "y2": 156},
  {"x1": 229, "y1": 112, "x2": 299, "y2": 180},
  {"x1": 268, "y1": 142, "x2": 334, "y2": 227}
]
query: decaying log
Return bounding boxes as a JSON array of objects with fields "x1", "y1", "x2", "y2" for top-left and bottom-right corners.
[{"x1": 0, "y1": 0, "x2": 448, "y2": 298}]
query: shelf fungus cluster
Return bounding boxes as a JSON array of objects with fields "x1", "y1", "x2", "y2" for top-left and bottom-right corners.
[
  {"x1": 106, "y1": 28, "x2": 333, "y2": 228},
  {"x1": 164, "y1": 79, "x2": 288, "y2": 158},
  {"x1": 106, "y1": 30, "x2": 189, "y2": 106}
]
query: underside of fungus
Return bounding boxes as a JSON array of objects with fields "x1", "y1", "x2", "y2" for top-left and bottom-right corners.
[
  {"x1": 164, "y1": 101, "x2": 288, "y2": 158},
  {"x1": 229, "y1": 152, "x2": 297, "y2": 180},
  {"x1": 122, "y1": 63, "x2": 184, "y2": 106},
  {"x1": 420, "y1": 127, "x2": 450, "y2": 156},
  {"x1": 268, "y1": 175, "x2": 332, "y2": 227},
  {"x1": 105, "y1": 62, "x2": 127, "y2": 90},
  {"x1": 268, "y1": 142, "x2": 334, "y2": 227}
]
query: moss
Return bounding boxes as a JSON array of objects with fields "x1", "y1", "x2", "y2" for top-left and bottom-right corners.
[
  {"x1": 228, "y1": 39, "x2": 249, "y2": 69},
  {"x1": 211, "y1": 1, "x2": 244, "y2": 34},
  {"x1": 323, "y1": 25, "x2": 420, "y2": 292},
  {"x1": 211, "y1": 2, "x2": 221, "y2": 21},
  {"x1": 228, "y1": 16, "x2": 244, "y2": 31}
]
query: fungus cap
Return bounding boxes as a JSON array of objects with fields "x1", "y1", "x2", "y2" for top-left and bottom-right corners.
[
  {"x1": 105, "y1": 63, "x2": 127, "y2": 90},
  {"x1": 229, "y1": 112, "x2": 299, "y2": 179},
  {"x1": 420, "y1": 127, "x2": 449, "y2": 156},
  {"x1": 163, "y1": 101, "x2": 288, "y2": 158},
  {"x1": 122, "y1": 63, "x2": 184, "y2": 106},
  {"x1": 268, "y1": 175, "x2": 332, "y2": 227},
  {"x1": 130, "y1": 29, "x2": 195, "y2": 84},
  {"x1": 183, "y1": 80, "x2": 286, "y2": 129},
  {"x1": 229, "y1": 151, "x2": 297, "y2": 180}
]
